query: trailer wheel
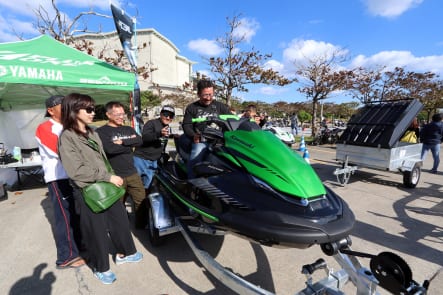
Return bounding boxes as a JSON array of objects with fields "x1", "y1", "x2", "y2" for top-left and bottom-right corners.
[
  {"x1": 147, "y1": 202, "x2": 164, "y2": 246},
  {"x1": 403, "y1": 165, "x2": 420, "y2": 188}
]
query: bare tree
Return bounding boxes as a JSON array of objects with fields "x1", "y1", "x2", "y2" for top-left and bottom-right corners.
[
  {"x1": 30, "y1": 0, "x2": 156, "y2": 79},
  {"x1": 205, "y1": 14, "x2": 292, "y2": 106},
  {"x1": 295, "y1": 50, "x2": 352, "y2": 135},
  {"x1": 32, "y1": 0, "x2": 110, "y2": 44},
  {"x1": 345, "y1": 66, "x2": 384, "y2": 103}
]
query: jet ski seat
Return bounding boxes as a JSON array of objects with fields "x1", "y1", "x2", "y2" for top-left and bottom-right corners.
[{"x1": 174, "y1": 134, "x2": 191, "y2": 162}]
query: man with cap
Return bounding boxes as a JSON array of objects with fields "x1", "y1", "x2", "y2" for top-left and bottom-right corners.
[
  {"x1": 96, "y1": 101, "x2": 147, "y2": 228},
  {"x1": 420, "y1": 113, "x2": 443, "y2": 173},
  {"x1": 35, "y1": 95, "x2": 85, "y2": 269},
  {"x1": 133, "y1": 105, "x2": 175, "y2": 190}
]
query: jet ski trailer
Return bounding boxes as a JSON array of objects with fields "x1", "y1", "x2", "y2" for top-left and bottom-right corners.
[
  {"x1": 147, "y1": 192, "x2": 430, "y2": 295},
  {"x1": 334, "y1": 99, "x2": 423, "y2": 187}
]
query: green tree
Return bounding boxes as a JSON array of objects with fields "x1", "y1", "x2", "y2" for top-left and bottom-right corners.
[
  {"x1": 298, "y1": 110, "x2": 312, "y2": 127},
  {"x1": 294, "y1": 50, "x2": 353, "y2": 136},
  {"x1": 141, "y1": 90, "x2": 161, "y2": 110}
]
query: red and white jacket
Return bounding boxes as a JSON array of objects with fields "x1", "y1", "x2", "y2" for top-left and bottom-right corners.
[{"x1": 35, "y1": 119, "x2": 69, "y2": 183}]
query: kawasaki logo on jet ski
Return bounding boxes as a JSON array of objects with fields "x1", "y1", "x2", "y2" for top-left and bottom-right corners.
[{"x1": 229, "y1": 135, "x2": 255, "y2": 149}]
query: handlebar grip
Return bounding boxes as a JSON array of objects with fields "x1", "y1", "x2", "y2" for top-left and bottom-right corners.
[
  {"x1": 301, "y1": 258, "x2": 327, "y2": 275},
  {"x1": 192, "y1": 117, "x2": 207, "y2": 123}
]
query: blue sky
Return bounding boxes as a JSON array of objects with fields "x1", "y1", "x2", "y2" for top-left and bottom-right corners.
[{"x1": 0, "y1": 0, "x2": 442, "y2": 104}]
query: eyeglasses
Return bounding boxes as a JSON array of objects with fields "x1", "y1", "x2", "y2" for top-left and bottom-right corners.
[
  {"x1": 83, "y1": 106, "x2": 95, "y2": 114},
  {"x1": 161, "y1": 112, "x2": 174, "y2": 119},
  {"x1": 200, "y1": 93, "x2": 213, "y2": 98}
]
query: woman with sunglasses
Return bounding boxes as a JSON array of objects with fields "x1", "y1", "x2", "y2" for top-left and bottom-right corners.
[
  {"x1": 58, "y1": 93, "x2": 142, "y2": 285},
  {"x1": 133, "y1": 105, "x2": 175, "y2": 191}
]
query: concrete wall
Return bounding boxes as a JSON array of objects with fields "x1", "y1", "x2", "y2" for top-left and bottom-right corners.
[{"x1": 76, "y1": 29, "x2": 195, "y2": 95}]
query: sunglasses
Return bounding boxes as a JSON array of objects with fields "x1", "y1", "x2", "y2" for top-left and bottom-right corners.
[
  {"x1": 161, "y1": 112, "x2": 174, "y2": 119},
  {"x1": 83, "y1": 106, "x2": 95, "y2": 114}
]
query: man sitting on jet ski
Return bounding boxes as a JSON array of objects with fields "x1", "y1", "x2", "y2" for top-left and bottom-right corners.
[{"x1": 181, "y1": 79, "x2": 231, "y2": 178}]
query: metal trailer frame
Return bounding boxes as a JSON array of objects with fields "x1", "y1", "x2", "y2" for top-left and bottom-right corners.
[
  {"x1": 334, "y1": 142, "x2": 423, "y2": 187},
  {"x1": 146, "y1": 192, "x2": 425, "y2": 295}
]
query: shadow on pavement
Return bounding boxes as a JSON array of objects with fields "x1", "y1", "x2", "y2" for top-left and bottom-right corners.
[
  {"x1": 132, "y1": 225, "x2": 276, "y2": 294},
  {"x1": 9, "y1": 263, "x2": 55, "y2": 295}
]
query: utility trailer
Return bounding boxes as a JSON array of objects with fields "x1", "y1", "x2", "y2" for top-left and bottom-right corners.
[{"x1": 334, "y1": 99, "x2": 423, "y2": 187}]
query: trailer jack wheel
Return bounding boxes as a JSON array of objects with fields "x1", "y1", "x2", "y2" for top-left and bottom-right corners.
[
  {"x1": 403, "y1": 165, "x2": 420, "y2": 188},
  {"x1": 337, "y1": 171, "x2": 351, "y2": 185}
]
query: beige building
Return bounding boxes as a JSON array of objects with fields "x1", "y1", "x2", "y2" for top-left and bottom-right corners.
[{"x1": 75, "y1": 28, "x2": 195, "y2": 96}]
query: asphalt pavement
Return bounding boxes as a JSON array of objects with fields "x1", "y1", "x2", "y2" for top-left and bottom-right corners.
[{"x1": 0, "y1": 143, "x2": 442, "y2": 295}]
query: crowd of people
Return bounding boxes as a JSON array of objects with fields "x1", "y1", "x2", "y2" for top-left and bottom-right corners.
[
  {"x1": 34, "y1": 80, "x2": 443, "y2": 285},
  {"x1": 35, "y1": 93, "x2": 182, "y2": 284},
  {"x1": 34, "y1": 79, "x2": 244, "y2": 285}
]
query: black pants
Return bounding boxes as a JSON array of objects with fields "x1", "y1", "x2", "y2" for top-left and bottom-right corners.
[{"x1": 73, "y1": 186, "x2": 137, "y2": 272}]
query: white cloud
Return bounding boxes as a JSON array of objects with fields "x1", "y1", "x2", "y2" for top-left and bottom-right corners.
[
  {"x1": 363, "y1": 0, "x2": 423, "y2": 18},
  {"x1": 233, "y1": 17, "x2": 259, "y2": 43},
  {"x1": 280, "y1": 39, "x2": 348, "y2": 75},
  {"x1": 263, "y1": 59, "x2": 284, "y2": 73},
  {"x1": 0, "y1": 14, "x2": 38, "y2": 42},
  {"x1": 350, "y1": 51, "x2": 443, "y2": 75},
  {"x1": 259, "y1": 86, "x2": 289, "y2": 96},
  {"x1": 187, "y1": 39, "x2": 223, "y2": 56},
  {"x1": 283, "y1": 39, "x2": 348, "y2": 63},
  {"x1": 0, "y1": 0, "x2": 41, "y2": 17}
]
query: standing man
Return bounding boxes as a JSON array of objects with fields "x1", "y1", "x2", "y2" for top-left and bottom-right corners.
[
  {"x1": 133, "y1": 105, "x2": 175, "y2": 190},
  {"x1": 182, "y1": 79, "x2": 230, "y2": 178},
  {"x1": 290, "y1": 112, "x2": 299, "y2": 136},
  {"x1": 35, "y1": 95, "x2": 85, "y2": 269},
  {"x1": 420, "y1": 113, "x2": 443, "y2": 174},
  {"x1": 96, "y1": 101, "x2": 146, "y2": 228}
]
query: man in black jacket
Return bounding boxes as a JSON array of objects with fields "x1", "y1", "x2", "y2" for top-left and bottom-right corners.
[
  {"x1": 96, "y1": 101, "x2": 146, "y2": 228},
  {"x1": 182, "y1": 80, "x2": 230, "y2": 178},
  {"x1": 420, "y1": 113, "x2": 443, "y2": 173},
  {"x1": 133, "y1": 105, "x2": 174, "y2": 188}
]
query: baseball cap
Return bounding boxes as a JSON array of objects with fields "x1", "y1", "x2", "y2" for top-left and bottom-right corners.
[
  {"x1": 161, "y1": 105, "x2": 175, "y2": 115},
  {"x1": 45, "y1": 95, "x2": 64, "y2": 117}
]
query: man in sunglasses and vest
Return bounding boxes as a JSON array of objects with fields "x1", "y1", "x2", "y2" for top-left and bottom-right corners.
[{"x1": 133, "y1": 105, "x2": 175, "y2": 191}]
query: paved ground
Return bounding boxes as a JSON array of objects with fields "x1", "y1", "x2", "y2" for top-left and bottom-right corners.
[{"x1": 0, "y1": 143, "x2": 442, "y2": 295}]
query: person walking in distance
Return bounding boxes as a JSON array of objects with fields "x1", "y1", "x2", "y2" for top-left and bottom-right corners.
[
  {"x1": 96, "y1": 101, "x2": 147, "y2": 228},
  {"x1": 420, "y1": 113, "x2": 443, "y2": 174},
  {"x1": 35, "y1": 95, "x2": 85, "y2": 269},
  {"x1": 58, "y1": 93, "x2": 142, "y2": 285}
]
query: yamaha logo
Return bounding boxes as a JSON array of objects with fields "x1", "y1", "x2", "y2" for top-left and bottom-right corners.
[{"x1": 0, "y1": 65, "x2": 6, "y2": 77}]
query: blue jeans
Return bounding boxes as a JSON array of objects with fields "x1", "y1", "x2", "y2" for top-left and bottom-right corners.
[
  {"x1": 291, "y1": 124, "x2": 298, "y2": 135},
  {"x1": 133, "y1": 156, "x2": 157, "y2": 188},
  {"x1": 47, "y1": 179, "x2": 82, "y2": 266},
  {"x1": 421, "y1": 143, "x2": 441, "y2": 171},
  {"x1": 187, "y1": 142, "x2": 209, "y2": 178}
]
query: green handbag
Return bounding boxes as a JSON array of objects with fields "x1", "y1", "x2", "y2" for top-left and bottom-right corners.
[
  {"x1": 82, "y1": 181, "x2": 126, "y2": 213},
  {"x1": 82, "y1": 137, "x2": 126, "y2": 213}
]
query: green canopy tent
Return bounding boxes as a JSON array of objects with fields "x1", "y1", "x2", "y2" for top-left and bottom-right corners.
[
  {"x1": 0, "y1": 35, "x2": 136, "y2": 185},
  {"x1": 0, "y1": 34, "x2": 135, "y2": 110}
]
